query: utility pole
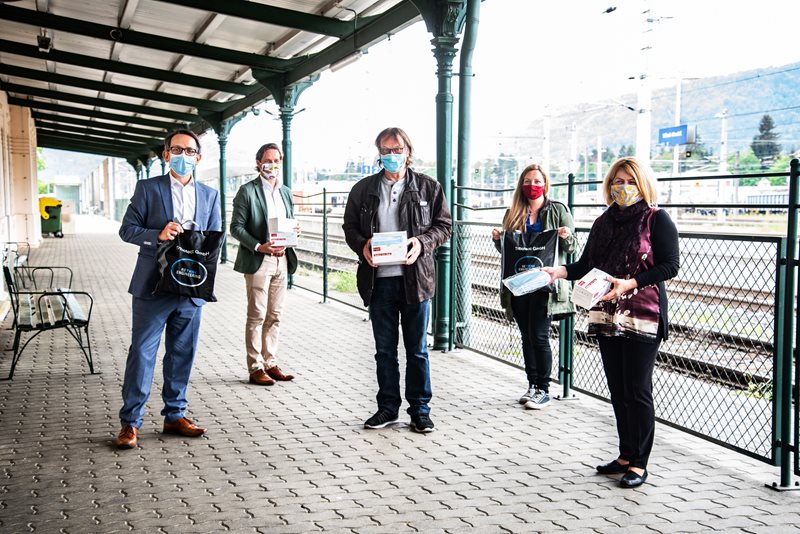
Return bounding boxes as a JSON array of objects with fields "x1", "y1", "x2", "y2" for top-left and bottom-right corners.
[
  {"x1": 718, "y1": 108, "x2": 729, "y2": 173},
  {"x1": 635, "y1": 2, "x2": 653, "y2": 163},
  {"x1": 569, "y1": 122, "x2": 578, "y2": 174},
  {"x1": 596, "y1": 135, "x2": 603, "y2": 183},
  {"x1": 672, "y1": 79, "x2": 682, "y2": 178},
  {"x1": 542, "y1": 112, "x2": 551, "y2": 175}
]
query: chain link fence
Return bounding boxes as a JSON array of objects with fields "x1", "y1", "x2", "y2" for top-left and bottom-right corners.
[
  {"x1": 451, "y1": 220, "x2": 561, "y2": 384},
  {"x1": 453, "y1": 221, "x2": 780, "y2": 461}
]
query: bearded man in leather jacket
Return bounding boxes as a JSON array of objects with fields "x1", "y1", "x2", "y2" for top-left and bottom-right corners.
[{"x1": 343, "y1": 127, "x2": 451, "y2": 434}]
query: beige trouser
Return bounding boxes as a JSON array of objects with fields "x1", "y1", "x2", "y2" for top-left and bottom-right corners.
[{"x1": 244, "y1": 255, "x2": 288, "y2": 372}]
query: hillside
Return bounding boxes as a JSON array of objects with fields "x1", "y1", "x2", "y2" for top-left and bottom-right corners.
[{"x1": 518, "y1": 62, "x2": 800, "y2": 166}]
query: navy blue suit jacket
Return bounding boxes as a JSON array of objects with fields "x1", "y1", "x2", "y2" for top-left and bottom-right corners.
[{"x1": 119, "y1": 174, "x2": 222, "y2": 305}]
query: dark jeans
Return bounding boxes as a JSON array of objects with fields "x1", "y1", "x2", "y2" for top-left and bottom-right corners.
[
  {"x1": 369, "y1": 277, "x2": 432, "y2": 416},
  {"x1": 510, "y1": 291, "x2": 552, "y2": 392},
  {"x1": 597, "y1": 336, "x2": 660, "y2": 469}
]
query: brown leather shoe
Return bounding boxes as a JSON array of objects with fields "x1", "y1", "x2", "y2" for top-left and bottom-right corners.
[
  {"x1": 163, "y1": 417, "x2": 206, "y2": 437},
  {"x1": 266, "y1": 366, "x2": 295, "y2": 381},
  {"x1": 249, "y1": 368, "x2": 275, "y2": 386},
  {"x1": 115, "y1": 425, "x2": 138, "y2": 449}
]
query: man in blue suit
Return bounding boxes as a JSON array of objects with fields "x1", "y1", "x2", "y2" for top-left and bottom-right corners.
[{"x1": 115, "y1": 129, "x2": 221, "y2": 450}]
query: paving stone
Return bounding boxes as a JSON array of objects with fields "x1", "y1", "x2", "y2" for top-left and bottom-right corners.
[{"x1": 0, "y1": 232, "x2": 798, "y2": 534}]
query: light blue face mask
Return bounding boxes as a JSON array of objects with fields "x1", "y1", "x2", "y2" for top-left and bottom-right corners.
[
  {"x1": 169, "y1": 154, "x2": 196, "y2": 177},
  {"x1": 380, "y1": 153, "x2": 406, "y2": 174}
]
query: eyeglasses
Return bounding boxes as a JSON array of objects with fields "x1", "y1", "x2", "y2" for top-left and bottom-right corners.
[
  {"x1": 168, "y1": 146, "x2": 199, "y2": 156},
  {"x1": 378, "y1": 146, "x2": 405, "y2": 155}
]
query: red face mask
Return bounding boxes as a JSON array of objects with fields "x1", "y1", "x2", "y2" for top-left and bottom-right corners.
[{"x1": 523, "y1": 185, "x2": 545, "y2": 200}]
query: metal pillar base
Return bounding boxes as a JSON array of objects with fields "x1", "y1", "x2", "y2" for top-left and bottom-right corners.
[
  {"x1": 555, "y1": 393, "x2": 579, "y2": 401},
  {"x1": 765, "y1": 481, "x2": 800, "y2": 491}
]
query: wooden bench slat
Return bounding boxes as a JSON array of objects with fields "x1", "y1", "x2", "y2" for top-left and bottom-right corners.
[
  {"x1": 61, "y1": 292, "x2": 88, "y2": 325},
  {"x1": 19, "y1": 294, "x2": 36, "y2": 329}
]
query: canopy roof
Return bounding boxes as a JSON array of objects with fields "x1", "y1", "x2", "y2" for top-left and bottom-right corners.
[{"x1": 0, "y1": 0, "x2": 421, "y2": 161}]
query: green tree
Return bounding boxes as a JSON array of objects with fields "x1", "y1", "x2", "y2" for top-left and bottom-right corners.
[
  {"x1": 36, "y1": 147, "x2": 46, "y2": 171},
  {"x1": 618, "y1": 145, "x2": 634, "y2": 158},
  {"x1": 750, "y1": 114, "x2": 782, "y2": 163}
]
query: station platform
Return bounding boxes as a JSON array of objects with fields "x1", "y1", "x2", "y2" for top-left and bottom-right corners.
[{"x1": 0, "y1": 217, "x2": 798, "y2": 533}]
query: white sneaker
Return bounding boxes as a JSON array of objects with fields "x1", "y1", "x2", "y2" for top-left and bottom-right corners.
[
  {"x1": 519, "y1": 385, "x2": 537, "y2": 404},
  {"x1": 525, "y1": 389, "x2": 551, "y2": 410}
]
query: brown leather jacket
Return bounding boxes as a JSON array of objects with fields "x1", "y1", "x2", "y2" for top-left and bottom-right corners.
[{"x1": 343, "y1": 169, "x2": 452, "y2": 306}]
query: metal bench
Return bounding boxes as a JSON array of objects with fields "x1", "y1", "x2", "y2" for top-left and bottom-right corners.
[
  {"x1": 2, "y1": 242, "x2": 32, "y2": 288},
  {"x1": 2, "y1": 265, "x2": 95, "y2": 380}
]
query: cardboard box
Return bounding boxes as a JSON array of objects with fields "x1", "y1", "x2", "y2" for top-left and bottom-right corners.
[
  {"x1": 371, "y1": 231, "x2": 408, "y2": 265},
  {"x1": 269, "y1": 218, "x2": 298, "y2": 247},
  {"x1": 572, "y1": 268, "x2": 612, "y2": 309}
]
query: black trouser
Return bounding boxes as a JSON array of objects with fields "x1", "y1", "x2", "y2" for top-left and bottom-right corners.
[
  {"x1": 510, "y1": 291, "x2": 552, "y2": 392},
  {"x1": 597, "y1": 336, "x2": 660, "y2": 469}
]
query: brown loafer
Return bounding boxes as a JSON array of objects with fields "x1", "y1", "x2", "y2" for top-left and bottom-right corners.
[
  {"x1": 115, "y1": 425, "x2": 138, "y2": 449},
  {"x1": 249, "y1": 369, "x2": 275, "y2": 386},
  {"x1": 163, "y1": 417, "x2": 206, "y2": 437},
  {"x1": 266, "y1": 366, "x2": 294, "y2": 381}
]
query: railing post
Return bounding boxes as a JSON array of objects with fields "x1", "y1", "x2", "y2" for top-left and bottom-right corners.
[
  {"x1": 558, "y1": 173, "x2": 577, "y2": 399},
  {"x1": 449, "y1": 179, "x2": 457, "y2": 351},
  {"x1": 771, "y1": 158, "x2": 798, "y2": 490},
  {"x1": 322, "y1": 189, "x2": 328, "y2": 304},
  {"x1": 794, "y1": 158, "x2": 800, "y2": 483}
]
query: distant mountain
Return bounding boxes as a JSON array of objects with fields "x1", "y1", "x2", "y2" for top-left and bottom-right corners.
[{"x1": 517, "y1": 62, "x2": 800, "y2": 167}]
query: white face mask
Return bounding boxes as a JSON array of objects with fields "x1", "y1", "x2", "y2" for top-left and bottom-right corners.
[{"x1": 260, "y1": 162, "x2": 281, "y2": 181}]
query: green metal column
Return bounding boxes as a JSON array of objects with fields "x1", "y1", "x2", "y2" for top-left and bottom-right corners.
[
  {"x1": 218, "y1": 129, "x2": 229, "y2": 263},
  {"x1": 127, "y1": 158, "x2": 142, "y2": 181},
  {"x1": 200, "y1": 111, "x2": 246, "y2": 264},
  {"x1": 432, "y1": 37, "x2": 457, "y2": 351},
  {"x1": 558, "y1": 173, "x2": 577, "y2": 399},
  {"x1": 251, "y1": 72, "x2": 318, "y2": 189},
  {"x1": 279, "y1": 106, "x2": 295, "y2": 189},
  {"x1": 452, "y1": 0, "x2": 480, "y2": 350},
  {"x1": 252, "y1": 73, "x2": 318, "y2": 287},
  {"x1": 413, "y1": 0, "x2": 467, "y2": 351}
]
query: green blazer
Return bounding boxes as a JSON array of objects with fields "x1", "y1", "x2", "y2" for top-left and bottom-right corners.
[{"x1": 230, "y1": 177, "x2": 298, "y2": 275}]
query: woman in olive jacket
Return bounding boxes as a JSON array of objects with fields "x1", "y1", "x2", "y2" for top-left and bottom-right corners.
[{"x1": 492, "y1": 163, "x2": 576, "y2": 410}]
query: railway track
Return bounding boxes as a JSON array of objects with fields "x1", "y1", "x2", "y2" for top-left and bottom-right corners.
[{"x1": 291, "y1": 233, "x2": 779, "y2": 390}]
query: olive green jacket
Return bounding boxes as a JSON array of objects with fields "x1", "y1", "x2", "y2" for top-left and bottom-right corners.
[
  {"x1": 494, "y1": 199, "x2": 577, "y2": 320},
  {"x1": 230, "y1": 177, "x2": 298, "y2": 275}
]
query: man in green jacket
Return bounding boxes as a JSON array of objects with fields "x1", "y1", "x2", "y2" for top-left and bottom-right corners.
[{"x1": 230, "y1": 143, "x2": 298, "y2": 386}]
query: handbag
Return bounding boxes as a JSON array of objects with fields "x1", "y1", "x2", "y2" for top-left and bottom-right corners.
[
  {"x1": 500, "y1": 229, "x2": 559, "y2": 294},
  {"x1": 154, "y1": 229, "x2": 225, "y2": 302}
]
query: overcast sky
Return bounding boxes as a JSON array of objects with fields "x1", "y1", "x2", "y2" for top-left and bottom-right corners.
[{"x1": 200, "y1": 0, "x2": 800, "y2": 173}]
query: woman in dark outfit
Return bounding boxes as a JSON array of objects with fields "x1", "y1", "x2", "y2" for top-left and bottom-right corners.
[
  {"x1": 543, "y1": 157, "x2": 679, "y2": 488},
  {"x1": 492, "y1": 164, "x2": 576, "y2": 409}
]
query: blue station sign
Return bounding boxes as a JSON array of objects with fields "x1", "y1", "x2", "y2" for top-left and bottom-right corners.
[{"x1": 658, "y1": 124, "x2": 689, "y2": 145}]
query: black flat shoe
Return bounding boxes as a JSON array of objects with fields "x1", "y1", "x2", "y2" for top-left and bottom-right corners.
[
  {"x1": 620, "y1": 469, "x2": 648, "y2": 488},
  {"x1": 596, "y1": 460, "x2": 629, "y2": 475}
]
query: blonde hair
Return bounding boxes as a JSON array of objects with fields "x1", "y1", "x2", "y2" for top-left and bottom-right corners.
[
  {"x1": 503, "y1": 164, "x2": 550, "y2": 232},
  {"x1": 602, "y1": 157, "x2": 658, "y2": 207}
]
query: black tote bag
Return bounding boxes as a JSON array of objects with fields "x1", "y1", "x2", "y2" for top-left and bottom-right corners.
[
  {"x1": 501, "y1": 229, "x2": 559, "y2": 294},
  {"x1": 154, "y1": 229, "x2": 225, "y2": 302}
]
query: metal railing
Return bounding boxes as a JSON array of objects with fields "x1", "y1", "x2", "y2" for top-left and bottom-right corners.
[
  {"x1": 285, "y1": 190, "x2": 364, "y2": 311},
  {"x1": 451, "y1": 159, "x2": 798, "y2": 488},
  {"x1": 229, "y1": 161, "x2": 799, "y2": 488}
]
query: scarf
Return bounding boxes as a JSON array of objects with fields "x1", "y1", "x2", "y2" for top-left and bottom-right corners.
[{"x1": 587, "y1": 200, "x2": 651, "y2": 277}]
